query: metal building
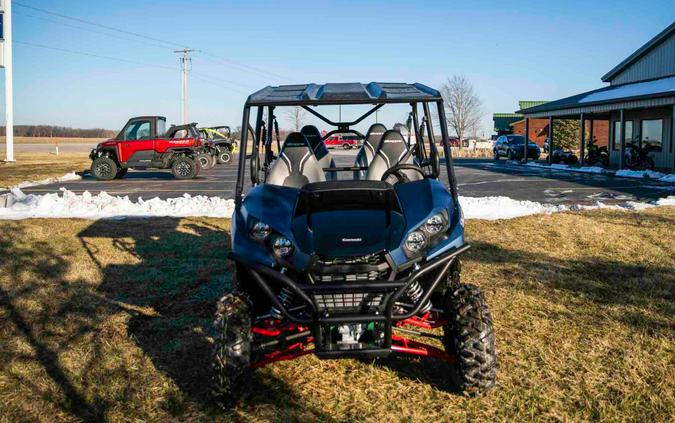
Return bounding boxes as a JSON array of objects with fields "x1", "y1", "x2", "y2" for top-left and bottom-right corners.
[{"x1": 518, "y1": 21, "x2": 675, "y2": 172}]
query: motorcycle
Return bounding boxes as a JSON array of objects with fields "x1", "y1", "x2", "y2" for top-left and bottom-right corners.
[
  {"x1": 624, "y1": 141, "x2": 655, "y2": 170},
  {"x1": 584, "y1": 137, "x2": 609, "y2": 167},
  {"x1": 550, "y1": 148, "x2": 578, "y2": 165}
]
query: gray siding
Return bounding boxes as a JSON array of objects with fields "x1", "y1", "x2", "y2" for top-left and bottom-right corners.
[{"x1": 610, "y1": 34, "x2": 675, "y2": 85}]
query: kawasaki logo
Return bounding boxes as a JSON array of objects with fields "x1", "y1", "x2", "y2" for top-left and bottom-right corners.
[{"x1": 341, "y1": 238, "x2": 362, "y2": 243}]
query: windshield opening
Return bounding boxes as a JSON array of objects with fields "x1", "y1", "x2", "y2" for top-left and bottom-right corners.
[{"x1": 235, "y1": 101, "x2": 457, "y2": 200}]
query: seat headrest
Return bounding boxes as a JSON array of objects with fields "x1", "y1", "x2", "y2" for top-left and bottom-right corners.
[
  {"x1": 377, "y1": 130, "x2": 409, "y2": 157},
  {"x1": 300, "y1": 125, "x2": 323, "y2": 151},
  {"x1": 393, "y1": 123, "x2": 409, "y2": 137},
  {"x1": 281, "y1": 132, "x2": 311, "y2": 151},
  {"x1": 365, "y1": 123, "x2": 387, "y2": 145}
]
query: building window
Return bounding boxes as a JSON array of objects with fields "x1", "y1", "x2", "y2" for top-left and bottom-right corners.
[
  {"x1": 641, "y1": 119, "x2": 663, "y2": 151},
  {"x1": 613, "y1": 120, "x2": 633, "y2": 151}
]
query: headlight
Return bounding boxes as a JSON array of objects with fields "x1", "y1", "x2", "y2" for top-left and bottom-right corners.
[
  {"x1": 250, "y1": 221, "x2": 271, "y2": 240},
  {"x1": 272, "y1": 236, "x2": 294, "y2": 257},
  {"x1": 423, "y1": 213, "x2": 445, "y2": 235},
  {"x1": 404, "y1": 231, "x2": 427, "y2": 253}
]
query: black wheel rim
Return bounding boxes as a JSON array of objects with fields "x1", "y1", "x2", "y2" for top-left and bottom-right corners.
[
  {"x1": 176, "y1": 161, "x2": 192, "y2": 177},
  {"x1": 96, "y1": 162, "x2": 112, "y2": 178}
]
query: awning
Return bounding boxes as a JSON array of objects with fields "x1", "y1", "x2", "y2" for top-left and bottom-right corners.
[{"x1": 518, "y1": 76, "x2": 675, "y2": 118}]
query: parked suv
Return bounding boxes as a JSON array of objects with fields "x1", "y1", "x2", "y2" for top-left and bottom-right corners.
[
  {"x1": 493, "y1": 135, "x2": 540, "y2": 160},
  {"x1": 89, "y1": 116, "x2": 205, "y2": 180}
]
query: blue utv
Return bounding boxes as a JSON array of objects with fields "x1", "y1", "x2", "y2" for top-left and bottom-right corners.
[{"x1": 212, "y1": 82, "x2": 496, "y2": 405}]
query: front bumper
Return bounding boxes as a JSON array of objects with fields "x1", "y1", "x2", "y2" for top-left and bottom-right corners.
[{"x1": 229, "y1": 244, "x2": 469, "y2": 357}]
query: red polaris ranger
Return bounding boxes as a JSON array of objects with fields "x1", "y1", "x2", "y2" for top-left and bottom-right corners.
[{"x1": 89, "y1": 116, "x2": 206, "y2": 180}]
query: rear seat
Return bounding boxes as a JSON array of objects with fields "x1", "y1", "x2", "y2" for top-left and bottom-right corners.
[
  {"x1": 353, "y1": 123, "x2": 387, "y2": 179},
  {"x1": 366, "y1": 130, "x2": 422, "y2": 183}
]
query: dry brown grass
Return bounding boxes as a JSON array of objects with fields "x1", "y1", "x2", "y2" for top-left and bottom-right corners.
[
  {"x1": 449, "y1": 147, "x2": 494, "y2": 159},
  {"x1": 0, "y1": 209, "x2": 673, "y2": 422},
  {"x1": 0, "y1": 136, "x2": 105, "y2": 144},
  {"x1": 0, "y1": 152, "x2": 91, "y2": 188}
]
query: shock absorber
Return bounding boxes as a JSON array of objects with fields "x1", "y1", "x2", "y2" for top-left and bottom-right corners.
[
  {"x1": 270, "y1": 287, "x2": 295, "y2": 320},
  {"x1": 405, "y1": 281, "x2": 432, "y2": 315}
]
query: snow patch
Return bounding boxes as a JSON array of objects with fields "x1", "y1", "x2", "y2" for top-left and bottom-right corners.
[
  {"x1": 525, "y1": 162, "x2": 607, "y2": 174},
  {"x1": 615, "y1": 169, "x2": 666, "y2": 180},
  {"x1": 0, "y1": 188, "x2": 235, "y2": 220},
  {"x1": 658, "y1": 173, "x2": 675, "y2": 183},
  {"x1": 458, "y1": 196, "x2": 567, "y2": 220},
  {"x1": 9, "y1": 172, "x2": 82, "y2": 189},
  {"x1": 0, "y1": 189, "x2": 672, "y2": 221}
]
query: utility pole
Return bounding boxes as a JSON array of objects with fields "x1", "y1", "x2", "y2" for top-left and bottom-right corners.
[
  {"x1": 174, "y1": 48, "x2": 194, "y2": 125},
  {"x1": 1, "y1": 0, "x2": 14, "y2": 162}
]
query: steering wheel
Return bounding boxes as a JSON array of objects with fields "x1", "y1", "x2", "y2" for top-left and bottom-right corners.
[{"x1": 380, "y1": 164, "x2": 426, "y2": 184}]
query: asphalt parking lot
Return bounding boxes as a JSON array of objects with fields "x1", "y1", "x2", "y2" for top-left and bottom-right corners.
[{"x1": 7, "y1": 148, "x2": 675, "y2": 205}]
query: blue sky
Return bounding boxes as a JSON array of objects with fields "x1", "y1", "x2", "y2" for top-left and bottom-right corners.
[{"x1": 2, "y1": 0, "x2": 674, "y2": 135}]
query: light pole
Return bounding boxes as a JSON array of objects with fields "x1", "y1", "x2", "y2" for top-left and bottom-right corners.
[
  {"x1": 174, "y1": 48, "x2": 194, "y2": 125},
  {"x1": 1, "y1": 0, "x2": 14, "y2": 162}
]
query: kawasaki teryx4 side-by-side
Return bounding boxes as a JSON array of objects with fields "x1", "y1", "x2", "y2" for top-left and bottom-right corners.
[
  {"x1": 90, "y1": 116, "x2": 211, "y2": 180},
  {"x1": 213, "y1": 82, "x2": 496, "y2": 405}
]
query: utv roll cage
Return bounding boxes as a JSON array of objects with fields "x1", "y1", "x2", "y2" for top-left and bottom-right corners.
[{"x1": 234, "y1": 82, "x2": 458, "y2": 202}]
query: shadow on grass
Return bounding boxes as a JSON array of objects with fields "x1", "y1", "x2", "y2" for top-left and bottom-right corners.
[
  {"x1": 78, "y1": 218, "x2": 337, "y2": 421},
  {"x1": 0, "y1": 225, "x2": 109, "y2": 422},
  {"x1": 466, "y1": 239, "x2": 675, "y2": 332}
]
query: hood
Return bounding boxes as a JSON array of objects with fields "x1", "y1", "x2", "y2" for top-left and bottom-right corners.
[
  {"x1": 293, "y1": 209, "x2": 405, "y2": 257},
  {"x1": 291, "y1": 181, "x2": 405, "y2": 258},
  {"x1": 98, "y1": 139, "x2": 116, "y2": 148}
]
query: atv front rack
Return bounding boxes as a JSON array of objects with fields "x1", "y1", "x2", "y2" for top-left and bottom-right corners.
[{"x1": 229, "y1": 244, "x2": 469, "y2": 362}]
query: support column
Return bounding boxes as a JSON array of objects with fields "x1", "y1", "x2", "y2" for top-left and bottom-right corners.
[
  {"x1": 548, "y1": 116, "x2": 554, "y2": 165},
  {"x1": 523, "y1": 117, "x2": 529, "y2": 163},
  {"x1": 619, "y1": 109, "x2": 626, "y2": 169},
  {"x1": 589, "y1": 119, "x2": 594, "y2": 146},
  {"x1": 3, "y1": 0, "x2": 15, "y2": 162},
  {"x1": 579, "y1": 113, "x2": 586, "y2": 166},
  {"x1": 671, "y1": 105, "x2": 675, "y2": 173}
]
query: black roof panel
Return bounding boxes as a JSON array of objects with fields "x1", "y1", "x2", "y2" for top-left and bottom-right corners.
[{"x1": 246, "y1": 82, "x2": 442, "y2": 106}]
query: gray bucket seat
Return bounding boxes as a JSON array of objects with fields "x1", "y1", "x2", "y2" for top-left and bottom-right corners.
[
  {"x1": 267, "y1": 132, "x2": 326, "y2": 188},
  {"x1": 300, "y1": 125, "x2": 336, "y2": 180},
  {"x1": 366, "y1": 130, "x2": 422, "y2": 183},
  {"x1": 353, "y1": 123, "x2": 387, "y2": 179}
]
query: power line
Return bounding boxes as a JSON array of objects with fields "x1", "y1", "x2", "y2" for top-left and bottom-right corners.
[
  {"x1": 13, "y1": 9, "x2": 173, "y2": 50},
  {"x1": 197, "y1": 51, "x2": 299, "y2": 84},
  {"x1": 14, "y1": 40, "x2": 178, "y2": 71},
  {"x1": 14, "y1": 1, "x2": 298, "y2": 84},
  {"x1": 14, "y1": 1, "x2": 185, "y2": 49},
  {"x1": 14, "y1": 40, "x2": 249, "y2": 94}
]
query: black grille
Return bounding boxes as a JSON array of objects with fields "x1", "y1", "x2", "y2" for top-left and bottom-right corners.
[
  {"x1": 313, "y1": 292, "x2": 384, "y2": 312},
  {"x1": 312, "y1": 252, "x2": 391, "y2": 283},
  {"x1": 317, "y1": 252, "x2": 384, "y2": 266}
]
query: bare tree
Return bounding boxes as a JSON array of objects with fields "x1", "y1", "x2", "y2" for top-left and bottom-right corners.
[
  {"x1": 286, "y1": 106, "x2": 307, "y2": 131},
  {"x1": 440, "y1": 76, "x2": 482, "y2": 148}
]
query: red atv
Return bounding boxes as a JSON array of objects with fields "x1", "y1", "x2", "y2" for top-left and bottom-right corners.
[{"x1": 89, "y1": 116, "x2": 207, "y2": 180}]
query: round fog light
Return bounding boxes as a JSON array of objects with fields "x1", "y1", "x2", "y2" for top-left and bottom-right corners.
[
  {"x1": 405, "y1": 231, "x2": 427, "y2": 253},
  {"x1": 272, "y1": 236, "x2": 294, "y2": 257},
  {"x1": 251, "y1": 221, "x2": 271, "y2": 240},
  {"x1": 424, "y1": 213, "x2": 445, "y2": 235}
]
